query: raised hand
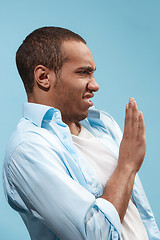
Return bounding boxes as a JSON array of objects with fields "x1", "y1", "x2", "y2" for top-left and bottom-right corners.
[{"x1": 118, "y1": 98, "x2": 146, "y2": 174}]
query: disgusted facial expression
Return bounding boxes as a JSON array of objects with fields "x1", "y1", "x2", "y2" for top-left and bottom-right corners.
[{"x1": 51, "y1": 40, "x2": 99, "y2": 125}]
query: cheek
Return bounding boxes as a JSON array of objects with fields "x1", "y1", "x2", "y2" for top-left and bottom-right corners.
[{"x1": 66, "y1": 86, "x2": 84, "y2": 99}]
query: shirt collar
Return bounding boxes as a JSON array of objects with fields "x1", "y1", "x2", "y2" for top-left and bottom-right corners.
[
  {"x1": 23, "y1": 103, "x2": 101, "y2": 127},
  {"x1": 87, "y1": 106, "x2": 100, "y2": 119},
  {"x1": 23, "y1": 102, "x2": 61, "y2": 127}
]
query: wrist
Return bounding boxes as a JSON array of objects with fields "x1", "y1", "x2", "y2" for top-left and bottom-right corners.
[{"x1": 116, "y1": 164, "x2": 137, "y2": 181}]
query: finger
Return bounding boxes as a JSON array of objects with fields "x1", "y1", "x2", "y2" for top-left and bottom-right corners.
[
  {"x1": 132, "y1": 100, "x2": 139, "y2": 137},
  {"x1": 124, "y1": 98, "x2": 133, "y2": 136},
  {"x1": 138, "y1": 111, "x2": 145, "y2": 137}
]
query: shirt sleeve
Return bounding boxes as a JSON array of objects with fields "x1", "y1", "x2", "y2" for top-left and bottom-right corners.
[{"x1": 6, "y1": 136, "x2": 122, "y2": 240}]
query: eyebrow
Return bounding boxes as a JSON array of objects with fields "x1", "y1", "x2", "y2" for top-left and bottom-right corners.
[{"x1": 76, "y1": 66, "x2": 96, "y2": 72}]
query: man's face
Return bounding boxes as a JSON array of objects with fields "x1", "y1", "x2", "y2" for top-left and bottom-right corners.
[{"x1": 51, "y1": 40, "x2": 99, "y2": 124}]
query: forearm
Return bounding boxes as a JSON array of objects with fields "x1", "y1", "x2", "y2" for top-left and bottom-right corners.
[{"x1": 101, "y1": 165, "x2": 136, "y2": 222}]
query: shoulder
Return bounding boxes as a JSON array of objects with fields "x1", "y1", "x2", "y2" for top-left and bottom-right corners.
[
  {"x1": 100, "y1": 110, "x2": 123, "y2": 144},
  {"x1": 88, "y1": 108, "x2": 123, "y2": 144},
  {"x1": 4, "y1": 117, "x2": 60, "y2": 167},
  {"x1": 4, "y1": 118, "x2": 67, "y2": 189}
]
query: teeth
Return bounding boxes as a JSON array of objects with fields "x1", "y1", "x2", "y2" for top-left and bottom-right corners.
[{"x1": 83, "y1": 97, "x2": 93, "y2": 106}]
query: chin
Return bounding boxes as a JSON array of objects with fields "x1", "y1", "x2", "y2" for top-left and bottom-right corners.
[{"x1": 78, "y1": 110, "x2": 88, "y2": 122}]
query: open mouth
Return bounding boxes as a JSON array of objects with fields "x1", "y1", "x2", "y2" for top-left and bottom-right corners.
[
  {"x1": 84, "y1": 98, "x2": 93, "y2": 106},
  {"x1": 83, "y1": 93, "x2": 94, "y2": 107}
]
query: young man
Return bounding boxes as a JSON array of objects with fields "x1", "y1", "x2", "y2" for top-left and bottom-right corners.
[{"x1": 3, "y1": 27, "x2": 160, "y2": 239}]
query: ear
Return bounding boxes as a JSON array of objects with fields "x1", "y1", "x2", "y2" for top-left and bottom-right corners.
[{"x1": 34, "y1": 65, "x2": 55, "y2": 91}]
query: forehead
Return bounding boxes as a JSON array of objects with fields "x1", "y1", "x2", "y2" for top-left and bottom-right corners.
[{"x1": 61, "y1": 40, "x2": 95, "y2": 68}]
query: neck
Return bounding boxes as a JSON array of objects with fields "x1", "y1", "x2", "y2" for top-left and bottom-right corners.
[{"x1": 67, "y1": 122, "x2": 81, "y2": 136}]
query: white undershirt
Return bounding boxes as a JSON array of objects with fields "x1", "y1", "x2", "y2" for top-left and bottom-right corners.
[{"x1": 72, "y1": 125, "x2": 149, "y2": 240}]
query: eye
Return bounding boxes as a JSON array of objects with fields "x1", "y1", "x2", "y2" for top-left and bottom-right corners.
[
  {"x1": 81, "y1": 71, "x2": 88, "y2": 75},
  {"x1": 77, "y1": 70, "x2": 92, "y2": 76}
]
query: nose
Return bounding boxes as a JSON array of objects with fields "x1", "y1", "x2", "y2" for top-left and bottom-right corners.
[{"x1": 87, "y1": 77, "x2": 100, "y2": 92}]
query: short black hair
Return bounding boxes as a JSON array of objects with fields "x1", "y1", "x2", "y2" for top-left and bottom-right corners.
[{"x1": 16, "y1": 26, "x2": 86, "y2": 93}]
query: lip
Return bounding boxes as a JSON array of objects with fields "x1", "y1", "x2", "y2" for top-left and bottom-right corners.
[
  {"x1": 82, "y1": 93, "x2": 94, "y2": 107},
  {"x1": 83, "y1": 92, "x2": 94, "y2": 99}
]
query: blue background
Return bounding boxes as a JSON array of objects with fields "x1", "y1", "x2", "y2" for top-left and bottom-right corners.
[{"x1": 0, "y1": 0, "x2": 160, "y2": 239}]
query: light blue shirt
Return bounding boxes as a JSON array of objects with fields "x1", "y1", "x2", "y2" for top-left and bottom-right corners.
[{"x1": 3, "y1": 103, "x2": 160, "y2": 240}]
